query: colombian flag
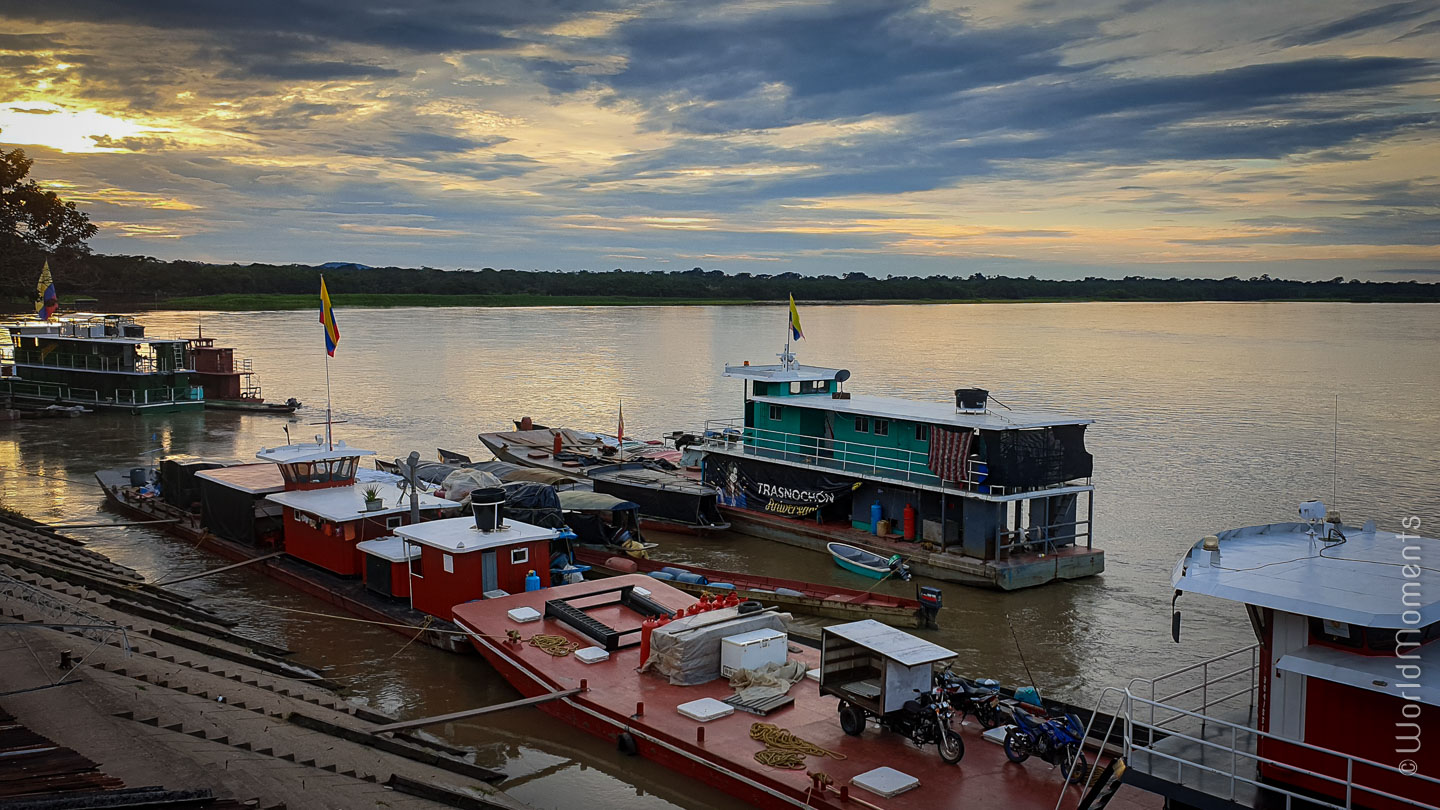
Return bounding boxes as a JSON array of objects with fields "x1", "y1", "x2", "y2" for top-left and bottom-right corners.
[
  {"x1": 788, "y1": 294, "x2": 803, "y2": 341},
  {"x1": 36, "y1": 261, "x2": 58, "y2": 320},
  {"x1": 319, "y1": 277, "x2": 339, "y2": 356}
]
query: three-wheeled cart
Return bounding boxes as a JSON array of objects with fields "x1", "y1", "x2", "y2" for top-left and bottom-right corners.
[{"x1": 818, "y1": 619, "x2": 965, "y2": 762}]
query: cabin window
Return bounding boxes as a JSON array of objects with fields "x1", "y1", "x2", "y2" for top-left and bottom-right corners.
[
  {"x1": 769, "y1": 405, "x2": 783, "y2": 421},
  {"x1": 790, "y1": 381, "x2": 801, "y2": 394},
  {"x1": 511, "y1": 547, "x2": 529, "y2": 565},
  {"x1": 854, "y1": 416, "x2": 870, "y2": 433},
  {"x1": 409, "y1": 544, "x2": 424, "y2": 577},
  {"x1": 791, "y1": 380, "x2": 826, "y2": 394},
  {"x1": 874, "y1": 420, "x2": 889, "y2": 437},
  {"x1": 1309, "y1": 617, "x2": 1363, "y2": 649},
  {"x1": 386, "y1": 515, "x2": 403, "y2": 529},
  {"x1": 443, "y1": 554, "x2": 454, "y2": 574},
  {"x1": 915, "y1": 424, "x2": 930, "y2": 442}
]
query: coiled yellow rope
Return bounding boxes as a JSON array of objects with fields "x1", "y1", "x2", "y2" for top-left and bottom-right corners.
[
  {"x1": 750, "y1": 722, "x2": 845, "y2": 769},
  {"x1": 526, "y1": 634, "x2": 581, "y2": 657}
]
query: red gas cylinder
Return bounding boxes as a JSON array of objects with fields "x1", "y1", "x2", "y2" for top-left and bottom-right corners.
[
  {"x1": 656, "y1": 613, "x2": 671, "y2": 629},
  {"x1": 520, "y1": 416, "x2": 533, "y2": 431},
  {"x1": 903, "y1": 503, "x2": 917, "y2": 541},
  {"x1": 674, "y1": 606, "x2": 687, "y2": 619},
  {"x1": 639, "y1": 617, "x2": 656, "y2": 665},
  {"x1": 725, "y1": 591, "x2": 740, "y2": 607},
  {"x1": 552, "y1": 431, "x2": 563, "y2": 455}
]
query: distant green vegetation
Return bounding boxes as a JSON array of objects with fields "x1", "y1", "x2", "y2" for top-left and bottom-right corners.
[
  {"x1": 164, "y1": 293, "x2": 762, "y2": 310},
  {"x1": 5, "y1": 253, "x2": 1438, "y2": 311}
]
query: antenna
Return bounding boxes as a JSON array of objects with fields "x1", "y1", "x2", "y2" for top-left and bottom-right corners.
[
  {"x1": 1005, "y1": 615, "x2": 1040, "y2": 695},
  {"x1": 1332, "y1": 393, "x2": 1338, "y2": 510}
]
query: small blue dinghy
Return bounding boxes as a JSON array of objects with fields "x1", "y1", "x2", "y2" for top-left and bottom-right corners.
[{"x1": 827, "y1": 542, "x2": 911, "y2": 581}]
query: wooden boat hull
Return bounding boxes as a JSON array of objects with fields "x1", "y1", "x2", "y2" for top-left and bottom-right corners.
[
  {"x1": 571, "y1": 547, "x2": 923, "y2": 628},
  {"x1": 204, "y1": 399, "x2": 298, "y2": 414}
]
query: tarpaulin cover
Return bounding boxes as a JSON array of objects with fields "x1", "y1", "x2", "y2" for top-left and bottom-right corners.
[
  {"x1": 438, "y1": 468, "x2": 504, "y2": 504},
  {"x1": 642, "y1": 608, "x2": 786, "y2": 686},
  {"x1": 198, "y1": 477, "x2": 280, "y2": 544},
  {"x1": 557, "y1": 490, "x2": 639, "y2": 512},
  {"x1": 704, "y1": 454, "x2": 856, "y2": 521},
  {"x1": 979, "y1": 425, "x2": 1092, "y2": 488},
  {"x1": 927, "y1": 427, "x2": 973, "y2": 484},
  {"x1": 160, "y1": 459, "x2": 228, "y2": 510},
  {"x1": 729, "y1": 659, "x2": 807, "y2": 703},
  {"x1": 502, "y1": 481, "x2": 565, "y2": 529}
]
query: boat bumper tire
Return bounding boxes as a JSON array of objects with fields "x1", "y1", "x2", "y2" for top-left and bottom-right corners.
[{"x1": 617, "y1": 731, "x2": 639, "y2": 756}]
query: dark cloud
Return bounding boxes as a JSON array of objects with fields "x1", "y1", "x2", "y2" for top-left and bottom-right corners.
[
  {"x1": 234, "y1": 60, "x2": 402, "y2": 80},
  {"x1": 0, "y1": 32, "x2": 65, "y2": 49},
  {"x1": 1272, "y1": 1, "x2": 1436, "y2": 47}
]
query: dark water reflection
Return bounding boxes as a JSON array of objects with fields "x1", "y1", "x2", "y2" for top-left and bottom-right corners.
[{"x1": 1, "y1": 302, "x2": 1435, "y2": 808}]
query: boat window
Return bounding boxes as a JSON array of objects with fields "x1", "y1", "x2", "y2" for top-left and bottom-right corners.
[
  {"x1": 386, "y1": 515, "x2": 403, "y2": 530},
  {"x1": 511, "y1": 547, "x2": 529, "y2": 565},
  {"x1": 1367, "y1": 621, "x2": 1440, "y2": 653},
  {"x1": 790, "y1": 382, "x2": 801, "y2": 394},
  {"x1": 915, "y1": 424, "x2": 930, "y2": 442},
  {"x1": 769, "y1": 405, "x2": 783, "y2": 421},
  {"x1": 854, "y1": 416, "x2": 869, "y2": 433},
  {"x1": 874, "y1": 420, "x2": 889, "y2": 437}
]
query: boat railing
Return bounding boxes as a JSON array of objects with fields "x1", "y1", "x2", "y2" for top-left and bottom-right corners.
[
  {"x1": 698, "y1": 418, "x2": 1091, "y2": 501},
  {"x1": 997, "y1": 518, "x2": 1092, "y2": 556},
  {"x1": 1059, "y1": 645, "x2": 1440, "y2": 810}
]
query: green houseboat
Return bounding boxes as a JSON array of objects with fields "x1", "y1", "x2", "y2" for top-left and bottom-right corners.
[
  {"x1": 0, "y1": 315, "x2": 204, "y2": 412},
  {"x1": 694, "y1": 355, "x2": 1102, "y2": 590}
]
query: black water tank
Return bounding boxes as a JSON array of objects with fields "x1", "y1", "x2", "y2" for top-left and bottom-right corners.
[
  {"x1": 471, "y1": 487, "x2": 507, "y2": 532},
  {"x1": 955, "y1": 388, "x2": 988, "y2": 410}
]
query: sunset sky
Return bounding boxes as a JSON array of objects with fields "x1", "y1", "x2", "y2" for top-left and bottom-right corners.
[{"x1": 1, "y1": 0, "x2": 1437, "y2": 279}]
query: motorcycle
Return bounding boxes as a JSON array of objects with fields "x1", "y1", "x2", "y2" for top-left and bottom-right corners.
[
  {"x1": 838, "y1": 686, "x2": 965, "y2": 764},
  {"x1": 935, "y1": 669, "x2": 1002, "y2": 730},
  {"x1": 1003, "y1": 706, "x2": 1088, "y2": 784}
]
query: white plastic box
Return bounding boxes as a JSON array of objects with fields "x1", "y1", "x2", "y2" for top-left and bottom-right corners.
[{"x1": 719, "y1": 629, "x2": 787, "y2": 678}]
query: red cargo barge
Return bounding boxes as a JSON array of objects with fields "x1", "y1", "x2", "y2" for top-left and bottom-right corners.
[{"x1": 451, "y1": 575, "x2": 1158, "y2": 810}]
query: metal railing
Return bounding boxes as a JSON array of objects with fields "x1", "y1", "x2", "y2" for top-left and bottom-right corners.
[
  {"x1": 1058, "y1": 646, "x2": 1440, "y2": 810},
  {"x1": 699, "y1": 418, "x2": 1091, "y2": 498},
  {"x1": 1, "y1": 379, "x2": 201, "y2": 406},
  {"x1": 12, "y1": 350, "x2": 170, "y2": 374}
]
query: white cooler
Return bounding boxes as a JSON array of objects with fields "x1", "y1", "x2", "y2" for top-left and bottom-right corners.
[{"x1": 720, "y1": 628, "x2": 787, "y2": 678}]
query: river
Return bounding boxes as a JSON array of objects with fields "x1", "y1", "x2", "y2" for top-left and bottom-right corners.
[{"x1": 1, "y1": 301, "x2": 1436, "y2": 809}]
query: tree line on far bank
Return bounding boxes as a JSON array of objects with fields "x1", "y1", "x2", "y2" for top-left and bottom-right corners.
[{"x1": 16, "y1": 254, "x2": 1437, "y2": 307}]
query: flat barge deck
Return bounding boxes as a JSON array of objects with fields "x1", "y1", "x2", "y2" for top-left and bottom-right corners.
[{"x1": 452, "y1": 575, "x2": 1157, "y2": 810}]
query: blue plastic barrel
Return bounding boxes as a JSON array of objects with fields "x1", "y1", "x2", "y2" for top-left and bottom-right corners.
[
  {"x1": 708, "y1": 582, "x2": 735, "y2": 590},
  {"x1": 674, "y1": 572, "x2": 708, "y2": 585},
  {"x1": 524, "y1": 570, "x2": 541, "y2": 592},
  {"x1": 659, "y1": 566, "x2": 689, "y2": 577},
  {"x1": 648, "y1": 571, "x2": 675, "y2": 581},
  {"x1": 871, "y1": 501, "x2": 882, "y2": 534}
]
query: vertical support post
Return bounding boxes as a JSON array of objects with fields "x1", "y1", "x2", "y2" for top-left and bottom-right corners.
[
  {"x1": 939, "y1": 491, "x2": 946, "y2": 553},
  {"x1": 1087, "y1": 490, "x2": 1094, "y2": 550}
]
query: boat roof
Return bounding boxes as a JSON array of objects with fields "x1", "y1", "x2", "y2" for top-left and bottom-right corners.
[
  {"x1": 194, "y1": 463, "x2": 285, "y2": 495},
  {"x1": 265, "y1": 482, "x2": 450, "y2": 522},
  {"x1": 558, "y1": 490, "x2": 639, "y2": 512},
  {"x1": 1277, "y1": 642, "x2": 1438, "y2": 708},
  {"x1": 824, "y1": 619, "x2": 957, "y2": 666},
  {"x1": 750, "y1": 393, "x2": 1091, "y2": 430},
  {"x1": 1174, "y1": 521, "x2": 1440, "y2": 628},
  {"x1": 394, "y1": 515, "x2": 560, "y2": 553},
  {"x1": 356, "y1": 536, "x2": 420, "y2": 563},
  {"x1": 256, "y1": 439, "x2": 376, "y2": 464},
  {"x1": 723, "y1": 363, "x2": 846, "y2": 383}
]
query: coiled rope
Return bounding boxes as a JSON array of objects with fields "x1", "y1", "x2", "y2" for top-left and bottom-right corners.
[
  {"x1": 526, "y1": 634, "x2": 581, "y2": 657},
  {"x1": 750, "y1": 722, "x2": 846, "y2": 770}
]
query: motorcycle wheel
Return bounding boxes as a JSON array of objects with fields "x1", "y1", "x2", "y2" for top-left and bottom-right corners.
[
  {"x1": 1003, "y1": 729, "x2": 1032, "y2": 763},
  {"x1": 1060, "y1": 747, "x2": 1088, "y2": 784},
  {"x1": 977, "y1": 704, "x2": 1001, "y2": 730},
  {"x1": 839, "y1": 703, "x2": 866, "y2": 737},
  {"x1": 937, "y1": 724, "x2": 964, "y2": 764}
]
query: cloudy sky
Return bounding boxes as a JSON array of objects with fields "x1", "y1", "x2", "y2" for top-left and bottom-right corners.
[{"x1": 1, "y1": 0, "x2": 1436, "y2": 279}]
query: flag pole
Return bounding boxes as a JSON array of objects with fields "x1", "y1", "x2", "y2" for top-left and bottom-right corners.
[{"x1": 324, "y1": 351, "x2": 333, "y2": 450}]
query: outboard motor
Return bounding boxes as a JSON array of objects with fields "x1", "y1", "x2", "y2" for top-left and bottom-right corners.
[{"x1": 917, "y1": 585, "x2": 943, "y2": 629}]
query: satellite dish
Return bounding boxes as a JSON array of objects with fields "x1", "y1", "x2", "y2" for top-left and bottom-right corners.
[{"x1": 834, "y1": 369, "x2": 851, "y2": 382}]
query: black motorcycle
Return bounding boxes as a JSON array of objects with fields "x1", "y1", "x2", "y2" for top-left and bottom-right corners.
[
  {"x1": 838, "y1": 687, "x2": 964, "y2": 764},
  {"x1": 936, "y1": 670, "x2": 1002, "y2": 730}
]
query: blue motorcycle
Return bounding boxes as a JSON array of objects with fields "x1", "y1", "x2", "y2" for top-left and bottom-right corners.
[{"x1": 1003, "y1": 706, "x2": 1088, "y2": 784}]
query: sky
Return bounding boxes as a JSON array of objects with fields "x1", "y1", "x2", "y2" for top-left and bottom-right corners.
[{"x1": 0, "y1": 0, "x2": 1437, "y2": 280}]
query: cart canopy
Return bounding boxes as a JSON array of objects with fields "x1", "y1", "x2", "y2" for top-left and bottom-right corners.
[{"x1": 824, "y1": 619, "x2": 956, "y2": 667}]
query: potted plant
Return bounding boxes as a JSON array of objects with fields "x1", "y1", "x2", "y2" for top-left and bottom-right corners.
[{"x1": 362, "y1": 484, "x2": 384, "y2": 512}]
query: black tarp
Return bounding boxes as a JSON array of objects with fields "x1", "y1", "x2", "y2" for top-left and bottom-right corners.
[
  {"x1": 161, "y1": 459, "x2": 226, "y2": 510},
  {"x1": 199, "y1": 477, "x2": 265, "y2": 545},
  {"x1": 702, "y1": 455, "x2": 856, "y2": 521},
  {"x1": 978, "y1": 425, "x2": 1092, "y2": 489},
  {"x1": 501, "y1": 481, "x2": 564, "y2": 528}
]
